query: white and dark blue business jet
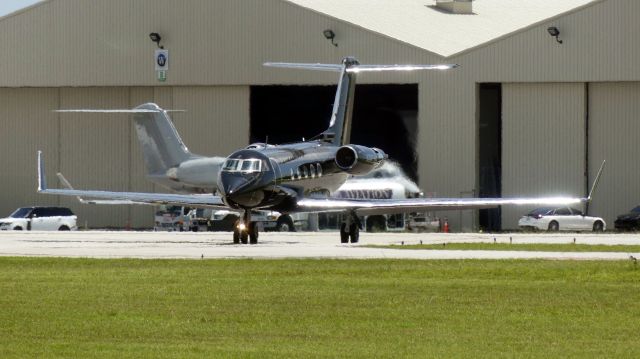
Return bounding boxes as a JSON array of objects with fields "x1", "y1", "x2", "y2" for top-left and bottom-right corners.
[{"x1": 37, "y1": 57, "x2": 603, "y2": 244}]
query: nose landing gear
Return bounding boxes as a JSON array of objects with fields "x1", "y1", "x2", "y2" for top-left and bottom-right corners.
[{"x1": 233, "y1": 210, "x2": 259, "y2": 244}]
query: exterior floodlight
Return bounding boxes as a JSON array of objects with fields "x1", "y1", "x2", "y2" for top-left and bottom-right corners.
[
  {"x1": 149, "y1": 32, "x2": 164, "y2": 49},
  {"x1": 323, "y1": 29, "x2": 338, "y2": 47},
  {"x1": 547, "y1": 27, "x2": 563, "y2": 44}
]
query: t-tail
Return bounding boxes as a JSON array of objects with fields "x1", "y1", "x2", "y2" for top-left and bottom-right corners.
[
  {"x1": 264, "y1": 57, "x2": 458, "y2": 146},
  {"x1": 56, "y1": 104, "x2": 224, "y2": 193},
  {"x1": 56, "y1": 103, "x2": 194, "y2": 175},
  {"x1": 131, "y1": 103, "x2": 195, "y2": 176}
]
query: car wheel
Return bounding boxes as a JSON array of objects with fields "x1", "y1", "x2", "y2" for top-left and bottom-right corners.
[
  {"x1": 14, "y1": 226, "x2": 22, "y2": 230},
  {"x1": 276, "y1": 215, "x2": 295, "y2": 232},
  {"x1": 547, "y1": 221, "x2": 559, "y2": 232},
  {"x1": 58, "y1": 225, "x2": 70, "y2": 231},
  {"x1": 592, "y1": 221, "x2": 604, "y2": 232}
]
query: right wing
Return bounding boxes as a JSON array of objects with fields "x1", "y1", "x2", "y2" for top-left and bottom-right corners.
[
  {"x1": 56, "y1": 173, "x2": 152, "y2": 206},
  {"x1": 38, "y1": 152, "x2": 227, "y2": 209}
]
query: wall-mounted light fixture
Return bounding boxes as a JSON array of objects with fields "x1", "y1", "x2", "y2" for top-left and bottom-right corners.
[
  {"x1": 323, "y1": 29, "x2": 338, "y2": 47},
  {"x1": 149, "y1": 32, "x2": 164, "y2": 49},
  {"x1": 547, "y1": 27, "x2": 563, "y2": 44}
]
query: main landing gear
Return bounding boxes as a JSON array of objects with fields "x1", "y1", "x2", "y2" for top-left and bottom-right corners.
[
  {"x1": 340, "y1": 210, "x2": 361, "y2": 244},
  {"x1": 233, "y1": 210, "x2": 259, "y2": 245}
]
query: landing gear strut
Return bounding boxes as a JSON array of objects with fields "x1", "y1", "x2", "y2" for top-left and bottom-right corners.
[
  {"x1": 233, "y1": 210, "x2": 259, "y2": 245},
  {"x1": 340, "y1": 210, "x2": 360, "y2": 243}
]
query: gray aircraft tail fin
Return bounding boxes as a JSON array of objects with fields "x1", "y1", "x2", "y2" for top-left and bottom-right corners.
[
  {"x1": 131, "y1": 103, "x2": 194, "y2": 175},
  {"x1": 265, "y1": 57, "x2": 457, "y2": 146},
  {"x1": 56, "y1": 103, "x2": 194, "y2": 175}
]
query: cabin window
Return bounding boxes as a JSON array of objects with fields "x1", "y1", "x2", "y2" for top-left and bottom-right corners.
[
  {"x1": 310, "y1": 164, "x2": 316, "y2": 178},
  {"x1": 302, "y1": 166, "x2": 309, "y2": 178},
  {"x1": 317, "y1": 163, "x2": 323, "y2": 177}
]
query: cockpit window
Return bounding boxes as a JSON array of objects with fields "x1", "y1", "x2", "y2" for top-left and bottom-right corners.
[
  {"x1": 222, "y1": 159, "x2": 262, "y2": 173},
  {"x1": 223, "y1": 159, "x2": 239, "y2": 171}
]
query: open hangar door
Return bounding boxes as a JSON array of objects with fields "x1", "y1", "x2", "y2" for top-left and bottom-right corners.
[{"x1": 250, "y1": 84, "x2": 419, "y2": 181}]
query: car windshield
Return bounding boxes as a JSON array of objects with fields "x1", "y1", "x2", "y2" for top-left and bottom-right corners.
[
  {"x1": 528, "y1": 207, "x2": 554, "y2": 216},
  {"x1": 9, "y1": 208, "x2": 32, "y2": 218},
  {"x1": 631, "y1": 206, "x2": 640, "y2": 213},
  {"x1": 222, "y1": 159, "x2": 262, "y2": 173}
]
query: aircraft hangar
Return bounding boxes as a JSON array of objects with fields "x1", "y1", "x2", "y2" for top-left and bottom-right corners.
[{"x1": 0, "y1": 0, "x2": 638, "y2": 230}]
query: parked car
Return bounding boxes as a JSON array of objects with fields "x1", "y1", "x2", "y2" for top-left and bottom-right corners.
[
  {"x1": 518, "y1": 207, "x2": 605, "y2": 232},
  {"x1": 0, "y1": 207, "x2": 77, "y2": 231},
  {"x1": 407, "y1": 214, "x2": 440, "y2": 233},
  {"x1": 614, "y1": 205, "x2": 640, "y2": 231}
]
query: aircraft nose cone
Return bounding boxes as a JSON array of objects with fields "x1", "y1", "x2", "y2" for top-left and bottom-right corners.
[{"x1": 222, "y1": 176, "x2": 251, "y2": 196}]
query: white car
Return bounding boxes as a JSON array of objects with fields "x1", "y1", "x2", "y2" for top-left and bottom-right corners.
[
  {"x1": 0, "y1": 207, "x2": 77, "y2": 231},
  {"x1": 518, "y1": 207, "x2": 605, "y2": 232}
]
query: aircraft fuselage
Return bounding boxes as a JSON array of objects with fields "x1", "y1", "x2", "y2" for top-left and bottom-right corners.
[{"x1": 218, "y1": 141, "x2": 353, "y2": 212}]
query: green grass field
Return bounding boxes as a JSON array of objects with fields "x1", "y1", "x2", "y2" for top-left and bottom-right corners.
[
  {"x1": 0, "y1": 258, "x2": 639, "y2": 358},
  {"x1": 368, "y1": 243, "x2": 640, "y2": 252}
]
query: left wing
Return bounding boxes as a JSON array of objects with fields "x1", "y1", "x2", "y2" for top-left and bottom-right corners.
[
  {"x1": 297, "y1": 161, "x2": 606, "y2": 215},
  {"x1": 297, "y1": 196, "x2": 587, "y2": 216},
  {"x1": 37, "y1": 152, "x2": 227, "y2": 209}
]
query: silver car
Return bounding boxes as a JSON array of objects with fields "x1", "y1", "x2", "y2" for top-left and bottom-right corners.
[{"x1": 518, "y1": 207, "x2": 605, "y2": 232}]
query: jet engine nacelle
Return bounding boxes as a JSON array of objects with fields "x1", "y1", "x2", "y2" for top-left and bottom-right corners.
[{"x1": 335, "y1": 145, "x2": 386, "y2": 175}]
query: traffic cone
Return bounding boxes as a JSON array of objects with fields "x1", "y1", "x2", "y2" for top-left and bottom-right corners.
[{"x1": 443, "y1": 218, "x2": 449, "y2": 233}]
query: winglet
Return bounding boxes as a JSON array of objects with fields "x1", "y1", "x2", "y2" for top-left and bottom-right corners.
[
  {"x1": 587, "y1": 160, "x2": 606, "y2": 201},
  {"x1": 37, "y1": 150, "x2": 46, "y2": 191},
  {"x1": 56, "y1": 172, "x2": 87, "y2": 204}
]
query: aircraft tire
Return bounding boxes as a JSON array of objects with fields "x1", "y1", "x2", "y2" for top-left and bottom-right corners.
[
  {"x1": 240, "y1": 231, "x2": 249, "y2": 244},
  {"x1": 340, "y1": 223, "x2": 349, "y2": 243},
  {"x1": 349, "y1": 224, "x2": 359, "y2": 243},
  {"x1": 233, "y1": 229, "x2": 240, "y2": 244},
  {"x1": 249, "y1": 222, "x2": 259, "y2": 245}
]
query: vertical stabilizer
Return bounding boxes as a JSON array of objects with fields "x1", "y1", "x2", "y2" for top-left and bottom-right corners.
[
  {"x1": 264, "y1": 57, "x2": 457, "y2": 146},
  {"x1": 132, "y1": 103, "x2": 194, "y2": 175},
  {"x1": 323, "y1": 57, "x2": 359, "y2": 146}
]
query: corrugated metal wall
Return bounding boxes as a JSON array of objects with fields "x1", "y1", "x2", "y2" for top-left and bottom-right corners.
[
  {"x1": 0, "y1": 88, "x2": 60, "y2": 210},
  {"x1": 0, "y1": 0, "x2": 640, "y2": 230},
  {"x1": 0, "y1": 86, "x2": 249, "y2": 228},
  {"x1": 588, "y1": 82, "x2": 640, "y2": 227},
  {"x1": 502, "y1": 83, "x2": 586, "y2": 229}
]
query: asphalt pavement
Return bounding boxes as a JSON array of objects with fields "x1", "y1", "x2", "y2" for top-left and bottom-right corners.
[{"x1": 0, "y1": 230, "x2": 639, "y2": 260}]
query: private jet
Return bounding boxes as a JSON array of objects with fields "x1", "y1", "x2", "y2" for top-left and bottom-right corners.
[{"x1": 38, "y1": 57, "x2": 602, "y2": 244}]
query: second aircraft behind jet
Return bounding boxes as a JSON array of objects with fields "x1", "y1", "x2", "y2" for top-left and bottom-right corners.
[{"x1": 37, "y1": 57, "x2": 599, "y2": 244}]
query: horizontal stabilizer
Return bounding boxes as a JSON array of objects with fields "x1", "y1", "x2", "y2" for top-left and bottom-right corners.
[
  {"x1": 263, "y1": 62, "x2": 343, "y2": 72},
  {"x1": 264, "y1": 62, "x2": 458, "y2": 73},
  {"x1": 347, "y1": 64, "x2": 458, "y2": 73},
  {"x1": 55, "y1": 109, "x2": 185, "y2": 113}
]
